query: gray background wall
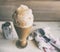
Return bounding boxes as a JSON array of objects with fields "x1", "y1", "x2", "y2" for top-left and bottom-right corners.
[{"x1": 0, "y1": 0, "x2": 60, "y2": 21}]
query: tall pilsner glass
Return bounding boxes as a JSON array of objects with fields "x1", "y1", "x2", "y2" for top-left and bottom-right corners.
[{"x1": 12, "y1": 5, "x2": 34, "y2": 48}]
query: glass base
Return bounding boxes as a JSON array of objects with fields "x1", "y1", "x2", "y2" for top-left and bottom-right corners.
[{"x1": 16, "y1": 40, "x2": 27, "y2": 48}]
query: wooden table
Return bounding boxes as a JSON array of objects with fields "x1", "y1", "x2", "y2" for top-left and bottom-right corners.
[{"x1": 0, "y1": 21, "x2": 60, "y2": 52}]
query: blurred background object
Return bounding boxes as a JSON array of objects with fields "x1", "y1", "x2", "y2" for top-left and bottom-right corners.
[{"x1": 0, "y1": 0, "x2": 60, "y2": 21}]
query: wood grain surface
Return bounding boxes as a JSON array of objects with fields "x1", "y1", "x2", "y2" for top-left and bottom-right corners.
[{"x1": 0, "y1": 0, "x2": 60, "y2": 21}]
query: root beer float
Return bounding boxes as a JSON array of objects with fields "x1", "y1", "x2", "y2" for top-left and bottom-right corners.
[{"x1": 12, "y1": 5, "x2": 34, "y2": 48}]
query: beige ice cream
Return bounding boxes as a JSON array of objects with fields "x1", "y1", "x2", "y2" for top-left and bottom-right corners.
[
  {"x1": 13, "y1": 5, "x2": 34, "y2": 28},
  {"x1": 12, "y1": 5, "x2": 34, "y2": 48}
]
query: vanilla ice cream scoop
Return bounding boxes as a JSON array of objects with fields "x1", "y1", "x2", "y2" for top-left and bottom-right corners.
[{"x1": 13, "y1": 5, "x2": 34, "y2": 28}]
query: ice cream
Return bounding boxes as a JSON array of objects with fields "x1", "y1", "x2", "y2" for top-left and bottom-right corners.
[{"x1": 13, "y1": 5, "x2": 34, "y2": 28}]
